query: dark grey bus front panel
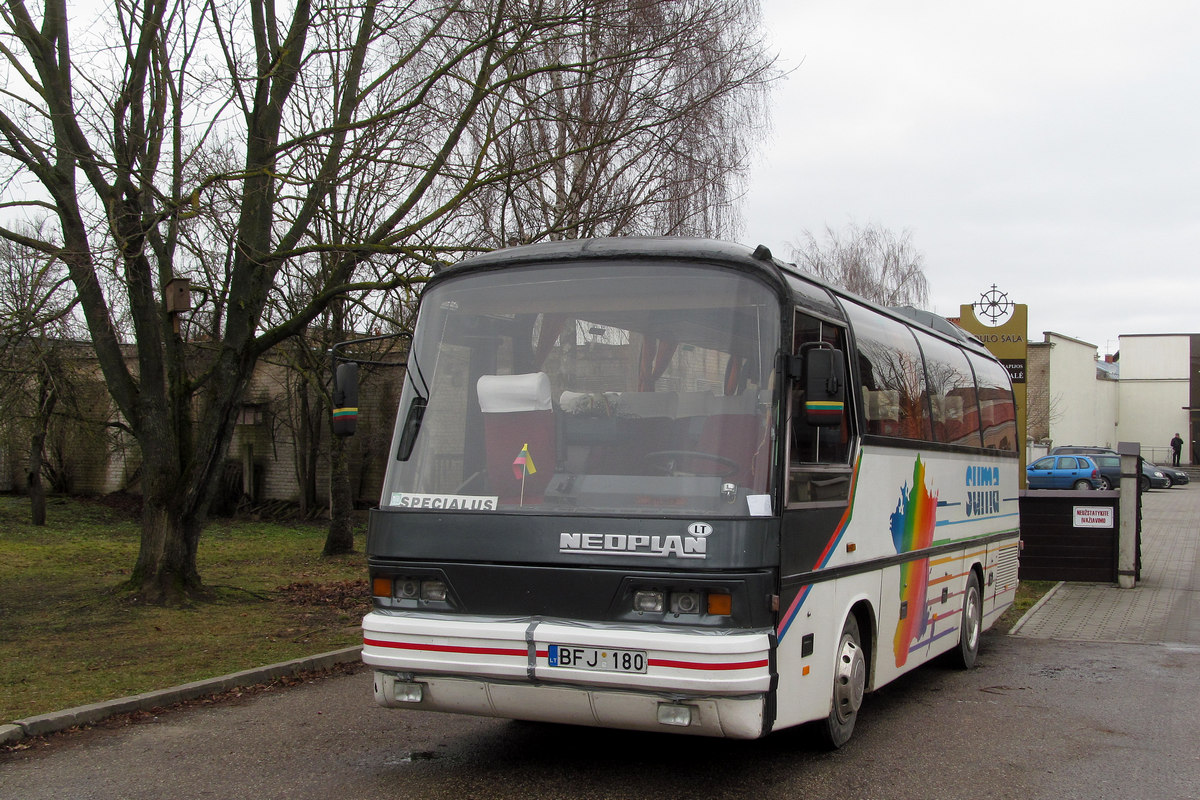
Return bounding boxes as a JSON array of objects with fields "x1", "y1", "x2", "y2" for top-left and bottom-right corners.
[{"x1": 367, "y1": 508, "x2": 780, "y2": 629}]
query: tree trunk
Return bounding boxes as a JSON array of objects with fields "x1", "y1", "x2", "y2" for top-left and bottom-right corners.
[
  {"x1": 123, "y1": 395, "x2": 214, "y2": 604},
  {"x1": 28, "y1": 429, "x2": 46, "y2": 526},
  {"x1": 296, "y1": 383, "x2": 313, "y2": 517},
  {"x1": 128, "y1": 500, "x2": 204, "y2": 604},
  {"x1": 27, "y1": 382, "x2": 56, "y2": 526},
  {"x1": 323, "y1": 297, "x2": 354, "y2": 555},
  {"x1": 301, "y1": 384, "x2": 320, "y2": 516},
  {"x1": 324, "y1": 433, "x2": 355, "y2": 555}
]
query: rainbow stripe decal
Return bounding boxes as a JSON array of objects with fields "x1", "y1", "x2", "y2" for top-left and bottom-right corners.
[
  {"x1": 804, "y1": 400, "x2": 844, "y2": 420},
  {"x1": 890, "y1": 456, "x2": 938, "y2": 667}
]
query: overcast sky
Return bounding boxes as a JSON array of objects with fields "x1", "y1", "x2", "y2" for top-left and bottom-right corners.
[{"x1": 740, "y1": 0, "x2": 1200, "y2": 355}]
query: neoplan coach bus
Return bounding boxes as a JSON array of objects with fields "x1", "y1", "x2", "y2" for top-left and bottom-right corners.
[{"x1": 333, "y1": 238, "x2": 1020, "y2": 746}]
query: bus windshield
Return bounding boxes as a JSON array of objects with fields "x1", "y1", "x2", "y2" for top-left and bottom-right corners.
[{"x1": 380, "y1": 261, "x2": 781, "y2": 516}]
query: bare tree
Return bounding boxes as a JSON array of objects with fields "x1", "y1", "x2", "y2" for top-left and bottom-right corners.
[
  {"x1": 791, "y1": 222, "x2": 930, "y2": 307},
  {"x1": 0, "y1": 0, "x2": 777, "y2": 601},
  {"x1": 0, "y1": 236, "x2": 85, "y2": 523},
  {"x1": 262, "y1": 0, "x2": 777, "y2": 554},
  {"x1": 460, "y1": 0, "x2": 776, "y2": 244}
]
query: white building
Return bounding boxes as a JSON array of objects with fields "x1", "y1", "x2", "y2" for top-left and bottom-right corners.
[
  {"x1": 1115, "y1": 335, "x2": 1194, "y2": 464},
  {"x1": 1028, "y1": 332, "x2": 1196, "y2": 465}
]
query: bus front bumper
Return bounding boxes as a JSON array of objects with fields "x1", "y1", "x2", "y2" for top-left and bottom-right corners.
[{"x1": 362, "y1": 611, "x2": 774, "y2": 738}]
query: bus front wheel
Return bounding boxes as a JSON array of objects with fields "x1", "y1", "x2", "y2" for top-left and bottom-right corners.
[
  {"x1": 821, "y1": 613, "x2": 866, "y2": 749},
  {"x1": 953, "y1": 571, "x2": 982, "y2": 669}
]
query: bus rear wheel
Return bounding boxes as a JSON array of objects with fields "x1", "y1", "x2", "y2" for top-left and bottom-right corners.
[{"x1": 820, "y1": 614, "x2": 866, "y2": 749}]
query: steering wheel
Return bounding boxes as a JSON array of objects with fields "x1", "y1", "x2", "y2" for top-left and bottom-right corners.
[{"x1": 643, "y1": 450, "x2": 741, "y2": 480}]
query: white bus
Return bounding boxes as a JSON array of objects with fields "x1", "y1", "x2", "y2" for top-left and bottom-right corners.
[{"x1": 337, "y1": 238, "x2": 1020, "y2": 745}]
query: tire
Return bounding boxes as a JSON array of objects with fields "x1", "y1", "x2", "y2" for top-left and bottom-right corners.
[
  {"x1": 820, "y1": 614, "x2": 867, "y2": 749},
  {"x1": 953, "y1": 572, "x2": 982, "y2": 669},
  {"x1": 1163, "y1": 475, "x2": 1173, "y2": 488},
  {"x1": 1140, "y1": 475, "x2": 1151, "y2": 492},
  {"x1": 1073, "y1": 479, "x2": 1091, "y2": 490},
  {"x1": 1099, "y1": 476, "x2": 1113, "y2": 490}
]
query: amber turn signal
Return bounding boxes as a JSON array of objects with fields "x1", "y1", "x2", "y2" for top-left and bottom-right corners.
[{"x1": 707, "y1": 593, "x2": 732, "y2": 616}]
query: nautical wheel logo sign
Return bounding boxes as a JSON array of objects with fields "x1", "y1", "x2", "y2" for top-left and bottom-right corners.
[{"x1": 975, "y1": 284, "x2": 1013, "y2": 326}]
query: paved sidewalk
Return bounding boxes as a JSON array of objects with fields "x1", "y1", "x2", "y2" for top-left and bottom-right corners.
[{"x1": 1011, "y1": 485, "x2": 1200, "y2": 646}]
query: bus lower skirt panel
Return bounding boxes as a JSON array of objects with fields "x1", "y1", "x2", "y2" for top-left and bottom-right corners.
[{"x1": 373, "y1": 671, "x2": 767, "y2": 739}]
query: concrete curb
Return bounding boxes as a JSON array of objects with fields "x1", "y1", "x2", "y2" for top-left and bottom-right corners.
[
  {"x1": 2, "y1": 645, "x2": 362, "y2": 745},
  {"x1": 1006, "y1": 581, "x2": 1065, "y2": 636}
]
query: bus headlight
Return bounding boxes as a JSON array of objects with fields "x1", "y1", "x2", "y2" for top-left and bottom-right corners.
[
  {"x1": 420, "y1": 580, "x2": 448, "y2": 603},
  {"x1": 372, "y1": 575, "x2": 453, "y2": 608},
  {"x1": 634, "y1": 590, "x2": 665, "y2": 613},
  {"x1": 670, "y1": 591, "x2": 702, "y2": 615}
]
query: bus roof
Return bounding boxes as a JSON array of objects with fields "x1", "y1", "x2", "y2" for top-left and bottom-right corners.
[
  {"x1": 441, "y1": 237, "x2": 988, "y2": 355},
  {"x1": 444, "y1": 237, "x2": 783, "y2": 283}
]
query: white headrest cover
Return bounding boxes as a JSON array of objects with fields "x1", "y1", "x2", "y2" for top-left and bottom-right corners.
[{"x1": 477, "y1": 372, "x2": 553, "y2": 413}]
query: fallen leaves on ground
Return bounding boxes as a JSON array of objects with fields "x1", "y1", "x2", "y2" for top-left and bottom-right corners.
[{"x1": 272, "y1": 579, "x2": 370, "y2": 612}]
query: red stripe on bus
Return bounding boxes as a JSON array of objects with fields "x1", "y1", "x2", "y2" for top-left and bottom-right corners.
[
  {"x1": 363, "y1": 638, "x2": 526, "y2": 657},
  {"x1": 648, "y1": 658, "x2": 769, "y2": 671},
  {"x1": 366, "y1": 640, "x2": 766, "y2": 672}
]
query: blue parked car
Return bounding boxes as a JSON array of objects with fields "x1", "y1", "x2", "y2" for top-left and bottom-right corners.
[{"x1": 1027, "y1": 454, "x2": 1102, "y2": 490}]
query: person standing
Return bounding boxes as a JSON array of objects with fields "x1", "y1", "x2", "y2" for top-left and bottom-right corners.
[{"x1": 1170, "y1": 432, "x2": 1183, "y2": 466}]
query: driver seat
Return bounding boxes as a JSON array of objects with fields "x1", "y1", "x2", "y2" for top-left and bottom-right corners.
[{"x1": 477, "y1": 373, "x2": 555, "y2": 505}]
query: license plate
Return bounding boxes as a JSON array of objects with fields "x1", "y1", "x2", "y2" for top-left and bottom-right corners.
[{"x1": 547, "y1": 644, "x2": 647, "y2": 673}]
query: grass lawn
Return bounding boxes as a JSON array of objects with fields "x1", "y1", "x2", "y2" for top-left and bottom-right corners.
[
  {"x1": 0, "y1": 494, "x2": 369, "y2": 723},
  {"x1": 996, "y1": 578, "x2": 1057, "y2": 632}
]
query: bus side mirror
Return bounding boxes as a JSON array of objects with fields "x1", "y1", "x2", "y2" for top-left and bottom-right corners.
[
  {"x1": 332, "y1": 362, "x2": 359, "y2": 437},
  {"x1": 804, "y1": 348, "x2": 846, "y2": 427}
]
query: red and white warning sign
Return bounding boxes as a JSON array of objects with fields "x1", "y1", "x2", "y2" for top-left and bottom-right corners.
[{"x1": 1073, "y1": 506, "x2": 1114, "y2": 528}]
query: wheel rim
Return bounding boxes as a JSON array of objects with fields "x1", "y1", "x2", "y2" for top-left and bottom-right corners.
[
  {"x1": 964, "y1": 585, "x2": 981, "y2": 651},
  {"x1": 832, "y1": 631, "x2": 866, "y2": 724}
]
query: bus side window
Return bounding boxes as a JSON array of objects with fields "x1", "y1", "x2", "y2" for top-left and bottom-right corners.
[
  {"x1": 788, "y1": 314, "x2": 853, "y2": 503},
  {"x1": 844, "y1": 303, "x2": 932, "y2": 441}
]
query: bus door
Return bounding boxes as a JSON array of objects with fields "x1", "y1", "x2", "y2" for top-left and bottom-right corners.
[
  {"x1": 772, "y1": 316, "x2": 859, "y2": 724},
  {"x1": 778, "y1": 310, "x2": 856, "y2": 577}
]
